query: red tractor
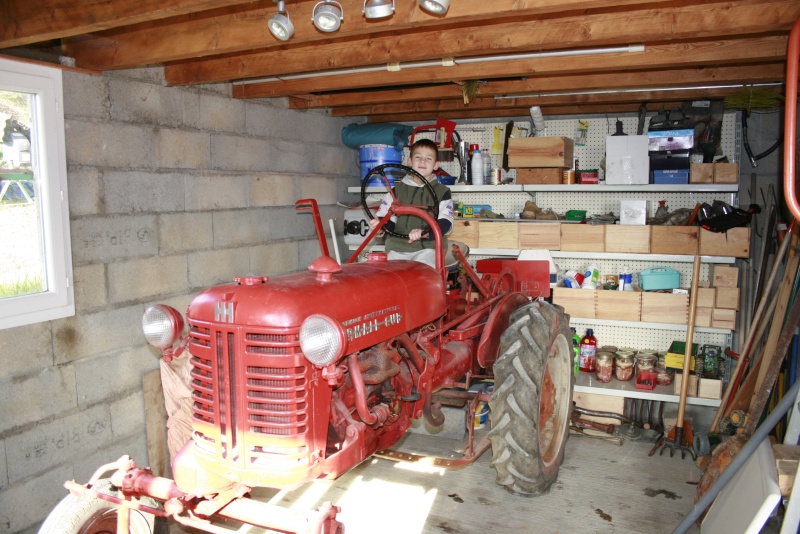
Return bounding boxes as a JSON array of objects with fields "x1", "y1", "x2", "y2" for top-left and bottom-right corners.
[{"x1": 41, "y1": 165, "x2": 574, "y2": 534}]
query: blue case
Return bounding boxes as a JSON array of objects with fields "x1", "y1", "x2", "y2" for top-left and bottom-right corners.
[{"x1": 638, "y1": 266, "x2": 680, "y2": 291}]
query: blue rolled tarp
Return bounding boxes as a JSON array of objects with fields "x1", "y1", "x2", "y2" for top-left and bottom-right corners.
[{"x1": 341, "y1": 122, "x2": 414, "y2": 152}]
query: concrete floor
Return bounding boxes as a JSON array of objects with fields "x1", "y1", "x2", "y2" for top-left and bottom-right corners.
[{"x1": 168, "y1": 428, "x2": 712, "y2": 534}]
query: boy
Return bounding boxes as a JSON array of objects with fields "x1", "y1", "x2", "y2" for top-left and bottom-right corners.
[{"x1": 369, "y1": 139, "x2": 454, "y2": 268}]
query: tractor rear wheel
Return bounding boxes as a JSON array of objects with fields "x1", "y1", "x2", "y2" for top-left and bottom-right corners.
[
  {"x1": 488, "y1": 300, "x2": 574, "y2": 496},
  {"x1": 39, "y1": 479, "x2": 157, "y2": 534}
]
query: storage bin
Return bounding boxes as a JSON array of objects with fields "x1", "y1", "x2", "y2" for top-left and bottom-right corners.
[
  {"x1": 699, "y1": 227, "x2": 750, "y2": 257},
  {"x1": 640, "y1": 292, "x2": 688, "y2": 324},
  {"x1": 519, "y1": 222, "x2": 560, "y2": 250},
  {"x1": 478, "y1": 221, "x2": 519, "y2": 249},
  {"x1": 650, "y1": 226, "x2": 698, "y2": 255},
  {"x1": 552, "y1": 287, "x2": 595, "y2": 319},
  {"x1": 637, "y1": 266, "x2": 680, "y2": 291},
  {"x1": 561, "y1": 224, "x2": 604, "y2": 252},
  {"x1": 690, "y1": 163, "x2": 714, "y2": 184},
  {"x1": 596, "y1": 289, "x2": 641, "y2": 321},
  {"x1": 515, "y1": 167, "x2": 563, "y2": 184},
  {"x1": 450, "y1": 220, "x2": 479, "y2": 248},
  {"x1": 507, "y1": 137, "x2": 574, "y2": 168},
  {"x1": 605, "y1": 225, "x2": 650, "y2": 253}
]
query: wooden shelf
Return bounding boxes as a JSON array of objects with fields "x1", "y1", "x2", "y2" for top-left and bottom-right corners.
[
  {"x1": 348, "y1": 184, "x2": 739, "y2": 194},
  {"x1": 574, "y1": 371, "x2": 721, "y2": 407}
]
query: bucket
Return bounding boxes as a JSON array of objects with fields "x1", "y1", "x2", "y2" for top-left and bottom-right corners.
[{"x1": 359, "y1": 144, "x2": 403, "y2": 185}]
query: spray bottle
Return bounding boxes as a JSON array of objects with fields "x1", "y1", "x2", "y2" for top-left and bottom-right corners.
[
  {"x1": 579, "y1": 328, "x2": 597, "y2": 372},
  {"x1": 571, "y1": 327, "x2": 580, "y2": 376}
]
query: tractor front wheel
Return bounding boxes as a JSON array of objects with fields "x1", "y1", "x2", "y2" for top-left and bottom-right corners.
[{"x1": 488, "y1": 300, "x2": 574, "y2": 496}]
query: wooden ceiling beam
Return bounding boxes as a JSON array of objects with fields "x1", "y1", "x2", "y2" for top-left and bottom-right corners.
[
  {"x1": 0, "y1": 0, "x2": 255, "y2": 48},
  {"x1": 233, "y1": 35, "x2": 788, "y2": 98},
  {"x1": 165, "y1": 0, "x2": 798, "y2": 85}
]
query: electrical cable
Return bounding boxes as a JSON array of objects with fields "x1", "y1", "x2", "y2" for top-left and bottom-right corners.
[{"x1": 742, "y1": 112, "x2": 782, "y2": 168}]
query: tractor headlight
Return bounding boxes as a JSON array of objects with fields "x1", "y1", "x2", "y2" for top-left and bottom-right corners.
[
  {"x1": 299, "y1": 314, "x2": 346, "y2": 367},
  {"x1": 142, "y1": 305, "x2": 185, "y2": 349}
]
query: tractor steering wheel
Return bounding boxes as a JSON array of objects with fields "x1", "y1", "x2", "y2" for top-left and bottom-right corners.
[{"x1": 360, "y1": 163, "x2": 440, "y2": 240}]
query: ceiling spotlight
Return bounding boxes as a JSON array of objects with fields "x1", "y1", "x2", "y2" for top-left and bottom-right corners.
[
  {"x1": 268, "y1": 0, "x2": 294, "y2": 41},
  {"x1": 312, "y1": 1, "x2": 344, "y2": 32},
  {"x1": 419, "y1": 0, "x2": 450, "y2": 14},
  {"x1": 364, "y1": 0, "x2": 395, "y2": 19}
]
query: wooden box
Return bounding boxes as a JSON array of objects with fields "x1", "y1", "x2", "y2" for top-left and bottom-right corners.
[
  {"x1": 715, "y1": 287, "x2": 740, "y2": 310},
  {"x1": 515, "y1": 167, "x2": 564, "y2": 184},
  {"x1": 695, "y1": 307, "x2": 713, "y2": 327},
  {"x1": 605, "y1": 225, "x2": 651, "y2": 253},
  {"x1": 699, "y1": 227, "x2": 750, "y2": 258},
  {"x1": 640, "y1": 292, "x2": 689, "y2": 324},
  {"x1": 711, "y1": 264, "x2": 739, "y2": 288},
  {"x1": 552, "y1": 287, "x2": 595, "y2": 319},
  {"x1": 572, "y1": 392, "x2": 625, "y2": 426},
  {"x1": 690, "y1": 163, "x2": 714, "y2": 184},
  {"x1": 695, "y1": 287, "x2": 716, "y2": 308},
  {"x1": 714, "y1": 162, "x2": 739, "y2": 184},
  {"x1": 673, "y1": 373, "x2": 698, "y2": 397},
  {"x1": 712, "y1": 307, "x2": 736, "y2": 329},
  {"x1": 478, "y1": 221, "x2": 519, "y2": 249},
  {"x1": 519, "y1": 222, "x2": 560, "y2": 250},
  {"x1": 507, "y1": 137, "x2": 574, "y2": 168},
  {"x1": 698, "y1": 378, "x2": 723, "y2": 400},
  {"x1": 450, "y1": 219, "x2": 479, "y2": 248},
  {"x1": 560, "y1": 224, "x2": 605, "y2": 252},
  {"x1": 650, "y1": 226, "x2": 699, "y2": 255},
  {"x1": 596, "y1": 290, "x2": 641, "y2": 321}
]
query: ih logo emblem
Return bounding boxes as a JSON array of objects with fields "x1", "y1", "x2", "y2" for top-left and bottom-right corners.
[{"x1": 215, "y1": 301, "x2": 235, "y2": 323}]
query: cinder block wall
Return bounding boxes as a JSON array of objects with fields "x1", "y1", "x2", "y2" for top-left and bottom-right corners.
[{"x1": 0, "y1": 67, "x2": 357, "y2": 533}]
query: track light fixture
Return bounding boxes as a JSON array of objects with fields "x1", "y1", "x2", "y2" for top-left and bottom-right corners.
[
  {"x1": 364, "y1": 0, "x2": 395, "y2": 19},
  {"x1": 312, "y1": 1, "x2": 344, "y2": 32},
  {"x1": 268, "y1": 0, "x2": 294, "y2": 41},
  {"x1": 419, "y1": 0, "x2": 450, "y2": 15}
]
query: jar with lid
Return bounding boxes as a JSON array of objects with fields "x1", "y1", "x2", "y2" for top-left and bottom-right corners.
[
  {"x1": 656, "y1": 362, "x2": 674, "y2": 386},
  {"x1": 595, "y1": 352, "x2": 614, "y2": 383},
  {"x1": 635, "y1": 352, "x2": 657, "y2": 377},
  {"x1": 614, "y1": 353, "x2": 635, "y2": 381}
]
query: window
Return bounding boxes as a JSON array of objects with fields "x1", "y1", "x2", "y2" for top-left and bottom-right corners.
[{"x1": 0, "y1": 57, "x2": 73, "y2": 329}]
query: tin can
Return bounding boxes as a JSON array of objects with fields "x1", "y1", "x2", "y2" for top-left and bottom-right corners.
[
  {"x1": 489, "y1": 167, "x2": 501, "y2": 185},
  {"x1": 562, "y1": 170, "x2": 576, "y2": 184}
]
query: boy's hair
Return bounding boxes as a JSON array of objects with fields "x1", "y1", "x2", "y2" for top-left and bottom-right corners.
[{"x1": 409, "y1": 138, "x2": 439, "y2": 161}]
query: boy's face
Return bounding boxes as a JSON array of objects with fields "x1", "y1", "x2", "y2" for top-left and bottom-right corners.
[{"x1": 409, "y1": 146, "x2": 439, "y2": 180}]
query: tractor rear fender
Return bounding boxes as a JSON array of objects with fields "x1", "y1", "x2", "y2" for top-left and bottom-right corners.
[{"x1": 476, "y1": 292, "x2": 530, "y2": 369}]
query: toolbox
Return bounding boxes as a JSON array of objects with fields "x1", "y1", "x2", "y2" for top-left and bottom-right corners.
[{"x1": 637, "y1": 266, "x2": 680, "y2": 291}]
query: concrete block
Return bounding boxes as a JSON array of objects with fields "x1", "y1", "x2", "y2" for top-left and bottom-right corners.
[
  {"x1": 250, "y1": 242, "x2": 299, "y2": 276},
  {"x1": 188, "y1": 247, "x2": 250, "y2": 287},
  {"x1": 67, "y1": 166, "x2": 103, "y2": 217},
  {"x1": 53, "y1": 304, "x2": 144, "y2": 364},
  {"x1": 299, "y1": 176, "x2": 339, "y2": 206},
  {"x1": 0, "y1": 322, "x2": 53, "y2": 377},
  {"x1": 111, "y1": 66, "x2": 166, "y2": 85},
  {"x1": 5, "y1": 403, "x2": 111, "y2": 483},
  {"x1": 184, "y1": 172, "x2": 249, "y2": 211},
  {"x1": 110, "y1": 390, "x2": 147, "y2": 439},
  {"x1": 258, "y1": 206, "x2": 315, "y2": 241},
  {"x1": 158, "y1": 128, "x2": 211, "y2": 169},
  {"x1": 103, "y1": 171, "x2": 186, "y2": 214},
  {"x1": 66, "y1": 119, "x2": 157, "y2": 169},
  {"x1": 71, "y1": 215, "x2": 158, "y2": 265},
  {"x1": 195, "y1": 92, "x2": 246, "y2": 133},
  {"x1": 109, "y1": 78, "x2": 183, "y2": 127},
  {"x1": 0, "y1": 439, "x2": 7, "y2": 488},
  {"x1": 298, "y1": 238, "x2": 327, "y2": 269},
  {"x1": 159, "y1": 212, "x2": 213, "y2": 254},
  {"x1": 212, "y1": 210, "x2": 265, "y2": 248},
  {"x1": 250, "y1": 173, "x2": 298, "y2": 207},
  {"x1": 72, "y1": 263, "x2": 108, "y2": 311},
  {"x1": 0, "y1": 366, "x2": 77, "y2": 433},
  {"x1": 0, "y1": 464, "x2": 73, "y2": 533},
  {"x1": 73, "y1": 432, "x2": 149, "y2": 488},
  {"x1": 63, "y1": 71, "x2": 109, "y2": 120},
  {"x1": 75, "y1": 345, "x2": 159, "y2": 407},
  {"x1": 309, "y1": 143, "x2": 355, "y2": 176},
  {"x1": 108, "y1": 254, "x2": 188, "y2": 303},
  {"x1": 211, "y1": 134, "x2": 271, "y2": 172}
]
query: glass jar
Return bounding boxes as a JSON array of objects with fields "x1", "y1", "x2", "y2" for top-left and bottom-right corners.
[
  {"x1": 614, "y1": 353, "x2": 635, "y2": 381},
  {"x1": 595, "y1": 352, "x2": 615, "y2": 383},
  {"x1": 635, "y1": 352, "x2": 657, "y2": 377},
  {"x1": 656, "y1": 362, "x2": 674, "y2": 386}
]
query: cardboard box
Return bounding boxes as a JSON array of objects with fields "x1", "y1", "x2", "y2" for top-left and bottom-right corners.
[
  {"x1": 461, "y1": 205, "x2": 492, "y2": 218},
  {"x1": 560, "y1": 224, "x2": 605, "y2": 252},
  {"x1": 596, "y1": 289, "x2": 641, "y2": 321},
  {"x1": 698, "y1": 378, "x2": 723, "y2": 400},
  {"x1": 699, "y1": 227, "x2": 750, "y2": 258},
  {"x1": 666, "y1": 341, "x2": 699, "y2": 371},
  {"x1": 652, "y1": 169, "x2": 689, "y2": 184},
  {"x1": 605, "y1": 135, "x2": 649, "y2": 185},
  {"x1": 650, "y1": 226, "x2": 699, "y2": 255},
  {"x1": 450, "y1": 220, "x2": 479, "y2": 248},
  {"x1": 507, "y1": 137, "x2": 574, "y2": 168},
  {"x1": 711, "y1": 265, "x2": 739, "y2": 288},
  {"x1": 515, "y1": 167, "x2": 564, "y2": 184},
  {"x1": 695, "y1": 306, "x2": 713, "y2": 327},
  {"x1": 690, "y1": 163, "x2": 714, "y2": 184},
  {"x1": 648, "y1": 129, "x2": 694, "y2": 151},
  {"x1": 641, "y1": 292, "x2": 688, "y2": 324},
  {"x1": 552, "y1": 287, "x2": 595, "y2": 318},
  {"x1": 519, "y1": 222, "x2": 560, "y2": 250},
  {"x1": 695, "y1": 287, "x2": 716, "y2": 308},
  {"x1": 712, "y1": 307, "x2": 736, "y2": 329},
  {"x1": 714, "y1": 162, "x2": 739, "y2": 184},
  {"x1": 478, "y1": 221, "x2": 519, "y2": 249},
  {"x1": 620, "y1": 200, "x2": 648, "y2": 225},
  {"x1": 673, "y1": 372, "x2": 698, "y2": 397},
  {"x1": 605, "y1": 225, "x2": 651, "y2": 253},
  {"x1": 715, "y1": 287, "x2": 740, "y2": 310}
]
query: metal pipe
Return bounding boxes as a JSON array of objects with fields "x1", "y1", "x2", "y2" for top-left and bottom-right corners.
[
  {"x1": 348, "y1": 353, "x2": 378, "y2": 424},
  {"x1": 783, "y1": 15, "x2": 800, "y2": 222}
]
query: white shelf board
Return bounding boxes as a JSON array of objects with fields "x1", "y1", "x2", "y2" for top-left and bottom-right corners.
[
  {"x1": 551, "y1": 251, "x2": 736, "y2": 264},
  {"x1": 568, "y1": 317, "x2": 731, "y2": 335},
  {"x1": 574, "y1": 372, "x2": 721, "y2": 407},
  {"x1": 522, "y1": 184, "x2": 738, "y2": 193}
]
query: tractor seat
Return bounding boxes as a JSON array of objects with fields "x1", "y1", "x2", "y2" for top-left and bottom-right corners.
[{"x1": 444, "y1": 241, "x2": 469, "y2": 269}]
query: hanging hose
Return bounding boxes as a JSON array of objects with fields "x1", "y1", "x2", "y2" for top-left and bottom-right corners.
[{"x1": 742, "y1": 112, "x2": 782, "y2": 168}]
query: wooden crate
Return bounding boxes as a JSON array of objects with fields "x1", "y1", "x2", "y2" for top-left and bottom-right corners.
[
  {"x1": 640, "y1": 292, "x2": 689, "y2": 324},
  {"x1": 561, "y1": 224, "x2": 605, "y2": 252},
  {"x1": 711, "y1": 264, "x2": 739, "y2": 287},
  {"x1": 573, "y1": 392, "x2": 625, "y2": 425},
  {"x1": 695, "y1": 287, "x2": 716, "y2": 308},
  {"x1": 605, "y1": 225, "x2": 650, "y2": 253},
  {"x1": 715, "y1": 287, "x2": 740, "y2": 309},
  {"x1": 673, "y1": 373, "x2": 698, "y2": 397},
  {"x1": 698, "y1": 378, "x2": 723, "y2": 400},
  {"x1": 478, "y1": 221, "x2": 519, "y2": 249},
  {"x1": 450, "y1": 219, "x2": 479, "y2": 248},
  {"x1": 712, "y1": 307, "x2": 736, "y2": 329},
  {"x1": 596, "y1": 290, "x2": 641, "y2": 321},
  {"x1": 552, "y1": 287, "x2": 595, "y2": 319},
  {"x1": 515, "y1": 167, "x2": 564, "y2": 184},
  {"x1": 507, "y1": 137, "x2": 574, "y2": 168},
  {"x1": 699, "y1": 227, "x2": 750, "y2": 258},
  {"x1": 695, "y1": 307, "x2": 713, "y2": 327},
  {"x1": 690, "y1": 163, "x2": 714, "y2": 184},
  {"x1": 519, "y1": 222, "x2": 560, "y2": 250},
  {"x1": 650, "y1": 226, "x2": 699, "y2": 255},
  {"x1": 714, "y1": 162, "x2": 739, "y2": 184}
]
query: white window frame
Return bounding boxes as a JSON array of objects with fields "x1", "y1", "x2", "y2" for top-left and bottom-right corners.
[{"x1": 0, "y1": 57, "x2": 74, "y2": 329}]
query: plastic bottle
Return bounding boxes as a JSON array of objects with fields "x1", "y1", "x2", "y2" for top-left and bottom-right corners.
[
  {"x1": 483, "y1": 155, "x2": 491, "y2": 184},
  {"x1": 471, "y1": 149, "x2": 485, "y2": 186},
  {"x1": 579, "y1": 328, "x2": 597, "y2": 372},
  {"x1": 571, "y1": 327, "x2": 580, "y2": 376},
  {"x1": 581, "y1": 262, "x2": 600, "y2": 289},
  {"x1": 619, "y1": 265, "x2": 633, "y2": 291}
]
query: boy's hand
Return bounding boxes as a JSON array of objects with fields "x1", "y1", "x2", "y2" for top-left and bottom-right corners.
[
  {"x1": 408, "y1": 228, "x2": 425, "y2": 242},
  {"x1": 369, "y1": 218, "x2": 380, "y2": 231}
]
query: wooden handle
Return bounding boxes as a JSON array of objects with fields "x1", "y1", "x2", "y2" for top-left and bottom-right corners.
[{"x1": 676, "y1": 256, "x2": 701, "y2": 428}]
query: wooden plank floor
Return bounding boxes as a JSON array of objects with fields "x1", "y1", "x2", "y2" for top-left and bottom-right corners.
[{"x1": 184, "y1": 430, "x2": 707, "y2": 534}]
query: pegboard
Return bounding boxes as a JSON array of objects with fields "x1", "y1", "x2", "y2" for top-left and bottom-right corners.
[{"x1": 567, "y1": 321, "x2": 730, "y2": 355}]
